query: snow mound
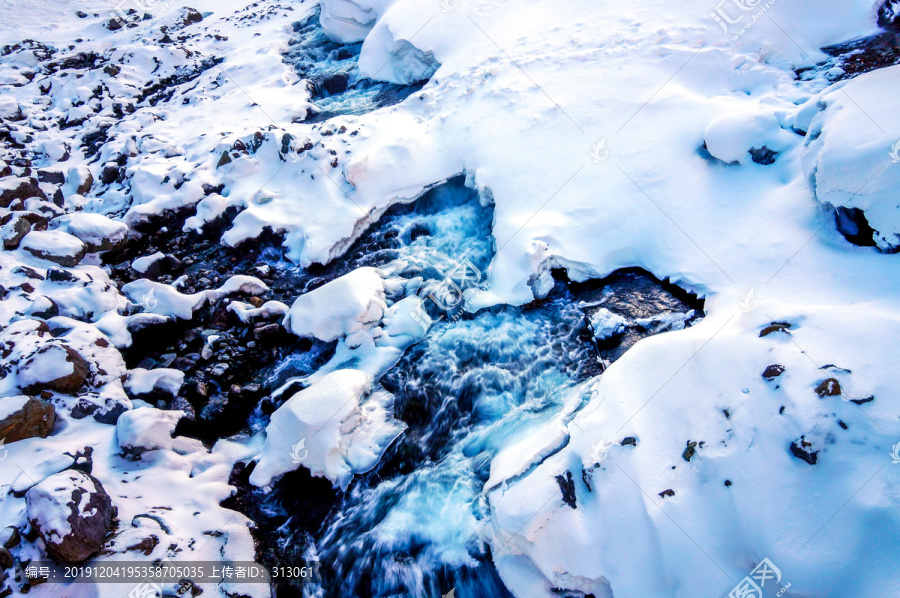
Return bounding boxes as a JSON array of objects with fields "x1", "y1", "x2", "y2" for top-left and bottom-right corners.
[
  {"x1": 704, "y1": 109, "x2": 796, "y2": 165},
  {"x1": 250, "y1": 369, "x2": 406, "y2": 490},
  {"x1": 116, "y1": 407, "x2": 183, "y2": 456},
  {"x1": 50, "y1": 212, "x2": 128, "y2": 252},
  {"x1": 283, "y1": 266, "x2": 387, "y2": 342},
  {"x1": 803, "y1": 64, "x2": 900, "y2": 251}
]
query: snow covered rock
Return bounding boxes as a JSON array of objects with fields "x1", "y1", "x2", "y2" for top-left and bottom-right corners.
[
  {"x1": 588, "y1": 308, "x2": 628, "y2": 341},
  {"x1": 0, "y1": 213, "x2": 31, "y2": 249},
  {"x1": 25, "y1": 470, "x2": 114, "y2": 563},
  {"x1": 122, "y1": 276, "x2": 269, "y2": 320},
  {"x1": 50, "y1": 213, "x2": 128, "y2": 253},
  {"x1": 18, "y1": 344, "x2": 89, "y2": 395},
  {"x1": 19, "y1": 230, "x2": 86, "y2": 267},
  {"x1": 250, "y1": 369, "x2": 405, "y2": 490},
  {"x1": 132, "y1": 251, "x2": 165, "y2": 275},
  {"x1": 124, "y1": 368, "x2": 185, "y2": 399},
  {"x1": 0, "y1": 396, "x2": 55, "y2": 442},
  {"x1": 703, "y1": 109, "x2": 796, "y2": 166},
  {"x1": 0, "y1": 177, "x2": 46, "y2": 208},
  {"x1": 803, "y1": 65, "x2": 900, "y2": 251},
  {"x1": 283, "y1": 267, "x2": 387, "y2": 342},
  {"x1": 359, "y1": 21, "x2": 440, "y2": 85},
  {"x1": 116, "y1": 407, "x2": 183, "y2": 457}
]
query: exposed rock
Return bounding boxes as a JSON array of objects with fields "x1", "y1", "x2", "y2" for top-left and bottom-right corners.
[
  {"x1": 762, "y1": 364, "x2": 785, "y2": 380},
  {"x1": 760, "y1": 322, "x2": 791, "y2": 337},
  {"x1": 815, "y1": 378, "x2": 842, "y2": 397},
  {"x1": 19, "y1": 230, "x2": 86, "y2": 267},
  {"x1": 19, "y1": 345, "x2": 90, "y2": 394},
  {"x1": 0, "y1": 177, "x2": 46, "y2": 208},
  {"x1": 555, "y1": 471, "x2": 577, "y2": 509},
  {"x1": 790, "y1": 436, "x2": 818, "y2": 464},
  {"x1": 850, "y1": 395, "x2": 875, "y2": 405},
  {"x1": 0, "y1": 396, "x2": 55, "y2": 442},
  {"x1": 682, "y1": 440, "x2": 699, "y2": 462},
  {"x1": 25, "y1": 470, "x2": 114, "y2": 563},
  {"x1": 658, "y1": 489, "x2": 675, "y2": 498}
]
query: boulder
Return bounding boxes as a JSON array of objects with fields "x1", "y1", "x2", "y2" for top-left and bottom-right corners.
[
  {"x1": 18, "y1": 344, "x2": 90, "y2": 395},
  {"x1": 50, "y1": 213, "x2": 128, "y2": 252},
  {"x1": 25, "y1": 470, "x2": 114, "y2": 563},
  {"x1": 0, "y1": 396, "x2": 55, "y2": 442},
  {"x1": 0, "y1": 177, "x2": 47, "y2": 208},
  {"x1": 116, "y1": 407, "x2": 182, "y2": 458},
  {"x1": 19, "y1": 230, "x2": 86, "y2": 267},
  {"x1": 0, "y1": 213, "x2": 30, "y2": 249}
]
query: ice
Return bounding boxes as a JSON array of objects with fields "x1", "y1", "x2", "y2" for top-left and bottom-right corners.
[{"x1": 588, "y1": 308, "x2": 628, "y2": 341}]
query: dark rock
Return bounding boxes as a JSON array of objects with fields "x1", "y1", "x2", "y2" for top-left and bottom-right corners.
[
  {"x1": 555, "y1": 471, "x2": 577, "y2": 509},
  {"x1": 216, "y1": 151, "x2": 231, "y2": 168},
  {"x1": 762, "y1": 364, "x2": 785, "y2": 380},
  {"x1": 1, "y1": 215, "x2": 30, "y2": 249},
  {"x1": 749, "y1": 146, "x2": 778, "y2": 165},
  {"x1": 850, "y1": 396, "x2": 874, "y2": 405},
  {"x1": 0, "y1": 397, "x2": 55, "y2": 442},
  {"x1": 99, "y1": 164, "x2": 119, "y2": 185},
  {"x1": 253, "y1": 323, "x2": 284, "y2": 343},
  {"x1": 759, "y1": 322, "x2": 791, "y2": 337},
  {"x1": 25, "y1": 470, "x2": 114, "y2": 564},
  {"x1": 125, "y1": 534, "x2": 158, "y2": 556},
  {"x1": 790, "y1": 437, "x2": 818, "y2": 465},
  {"x1": 36, "y1": 170, "x2": 65, "y2": 185},
  {"x1": 659, "y1": 489, "x2": 675, "y2": 498},
  {"x1": 815, "y1": 378, "x2": 842, "y2": 397},
  {"x1": 682, "y1": 440, "x2": 698, "y2": 462},
  {"x1": 724, "y1": 480, "x2": 732, "y2": 487},
  {"x1": 620, "y1": 436, "x2": 637, "y2": 446},
  {"x1": 0, "y1": 177, "x2": 46, "y2": 207}
]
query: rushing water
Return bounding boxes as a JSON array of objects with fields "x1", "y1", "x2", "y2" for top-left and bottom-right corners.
[{"x1": 224, "y1": 173, "x2": 702, "y2": 598}]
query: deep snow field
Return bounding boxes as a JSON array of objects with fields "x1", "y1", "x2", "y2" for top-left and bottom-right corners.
[{"x1": 1, "y1": 0, "x2": 900, "y2": 596}]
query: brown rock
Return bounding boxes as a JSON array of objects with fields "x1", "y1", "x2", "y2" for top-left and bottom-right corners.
[
  {"x1": 815, "y1": 378, "x2": 842, "y2": 397},
  {"x1": 0, "y1": 177, "x2": 47, "y2": 208},
  {"x1": 19, "y1": 345, "x2": 90, "y2": 395},
  {"x1": 25, "y1": 470, "x2": 114, "y2": 563},
  {"x1": 0, "y1": 396, "x2": 55, "y2": 442}
]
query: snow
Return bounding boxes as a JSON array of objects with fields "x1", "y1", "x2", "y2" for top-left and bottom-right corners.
[
  {"x1": 24, "y1": 470, "x2": 86, "y2": 542},
  {"x1": 122, "y1": 275, "x2": 269, "y2": 320},
  {"x1": 50, "y1": 212, "x2": 128, "y2": 252},
  {"x1": 116, "y1": 407, "x2": 183, "y2": 454},
  {"x1": 132, "y1": 251, "x2": 165, "y2": 274},
  {"x1": 283, "y1": 266, "x2": 387, "y2": 341},
  {"x1": 250, "y1": 369, "x2": 405, "y2": 490},
  {"x1": 1, "y1": 0, "x2": 900, "y2": 595},
  {"x1": 588, "y1": 308, "x2": 628, "y2": 341},
  {"x1": 0, "y1": 395, "x2": 30, "y2": 422},
  {"x1": 802, "y1": 65, "x2": 900, "y2": 251},
  {"x1": 125, "y1": 368, "x2": 185, "y2": 397},
  {"x1": 18, "y1": 229, "x2": 85, "y2": 265},
  {"x1": 227, "y1": 299, "x2": 290, "y2": 324}
]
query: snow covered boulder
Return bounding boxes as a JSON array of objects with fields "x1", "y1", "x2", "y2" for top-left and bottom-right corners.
[
  {"x1": 124, "y1": 368, "x2": 185, "y2": 401},
  {"x1": 18, "y1": 344, "x2": 90, "y2": 394},
  {"x1": 0, "y1": 396, "x2": 55, "y2": 442},
  {"x1": 25, "y1": 470, "x2": 114, "y2": 563},
  {"x1": 0, "y1": 213, "x2": 31, "y2": 249},
  {"x1": 0, "y1": 176, "x2": 46, "y2": 207},
  {"x1": 704, "y1": 109, "x2": 796, "y2": 166},
  {"x1": 803, "y1": 65, "x2": 900, "y2": 251},
  {"x1": 250, "y1": 369, "x2": 406, "y2": 490},
  {"x1": 116, "y1": 407, "x2": 183, "y2": 458},
  {"x1": 19, "y1": 230, "x2": 86, "y2": 267},
  {"x1": 359, "y1": 22, "x2": 440, "y2": 85},
  {"x1": 50, "y1": 213, "x2": 128, "y2": 253},
  {"x1": 588, "y1": 308, "x2": 628, "y2": 341},
  {"x1": 283, "y1": 267, "x2": 387, "y2": 342}
]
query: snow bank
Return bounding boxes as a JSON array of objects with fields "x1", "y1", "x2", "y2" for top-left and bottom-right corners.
[{"x1": 250, "y1": 369, "x2": 405, "y2": 490}]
